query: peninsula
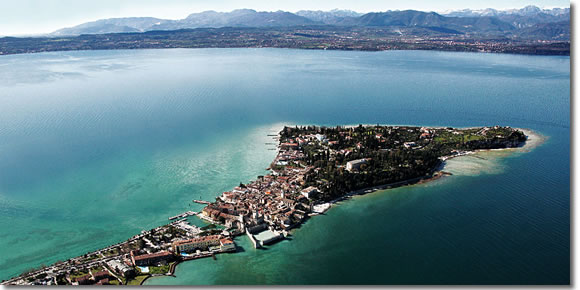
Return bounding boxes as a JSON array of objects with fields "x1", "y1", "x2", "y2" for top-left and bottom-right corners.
[{"x1": 1, "y1": 125, "x2": 527, "y2": 285}]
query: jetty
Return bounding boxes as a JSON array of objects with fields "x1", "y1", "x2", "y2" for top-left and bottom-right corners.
[
  {"x1": 181, "y1": 252, "x2": 213, "y2": 261},
  {"x1": 168, "y1": 211, "x2": 197, "y2": 221}
]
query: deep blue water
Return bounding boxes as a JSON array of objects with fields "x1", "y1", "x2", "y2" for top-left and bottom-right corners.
[{"x1": 0, "y1": 48, "x2": 569, "y2": 284}]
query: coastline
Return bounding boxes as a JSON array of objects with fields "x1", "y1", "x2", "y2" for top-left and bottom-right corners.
[
  {"x1": 3, "y1": 125, "x2": 542, "y2": 285},
  {"x1": 146, "y1": 127, "x2": 545, "y2": 285},
  {"x1": 0, "y1": 37, "x2": 569, "y2": 57},
  {"x1": 309, "y1": 128, "x2": 545, "y2": 215}
]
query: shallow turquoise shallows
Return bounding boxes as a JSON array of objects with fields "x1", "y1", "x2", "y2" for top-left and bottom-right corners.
[{"x1": 0, "y1": 49, "x2": 569, "y2": 284}]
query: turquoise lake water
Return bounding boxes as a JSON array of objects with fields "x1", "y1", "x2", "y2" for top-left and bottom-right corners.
[{"x1": 0, "y1": 48, "x2": 569, "y2": 284}]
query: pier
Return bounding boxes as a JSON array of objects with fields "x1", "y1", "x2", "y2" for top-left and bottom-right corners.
[
  {"x1": 168, "y1": 211, "x2": 197, "y2": 221},
  {"x1": 192, "y1": 200, "x2": 211, "y2": 205},
  {"x1": 181, "y1": 252, "x2": 213, "y2": 261}
]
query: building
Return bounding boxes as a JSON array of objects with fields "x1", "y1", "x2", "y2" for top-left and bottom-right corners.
[
  {"x1": 106, "y1": 259, "x2": 135, "y2": 278},
  {"x1": 74, "y1": 274, "x2": 92, "y2": 285},
  {"x1": 131, "y1": 251, "x2": 174, "y2": 267},
  {"x1": 315, "y1": 134, "x2": 328, "y2": 143},
  {"x1": 220, "y1": 238, "x2": 236, "y2": 252},
  {"x1": 95, "y1": 278, "x2": 110, "y2": 285},
  {"x1": 220, "y1": 191, "x2": 238, "y2": 203},
  {"x1": 92, "y1": 271, "x2": 109, "y2": 281},
  {"x1": 346, "y1": 159, "x2": 367, "y2": 172},
  {"x1": 252, "y1": 229, "x2": 284, "y2": 247},
  {"x1": 172, "y1": 235, "x2": 221, "y2": 253},
  {"x1": 281, "y1": 217, "x2": 292, "y2": 228},
  {"x1": 201, "y1": 206, "x2": 222, "y2": 221},
  {"x1": 300, "y1": 186, "x2": 319, "y2": 199},
  {"x1": 280, "y1": 142, "x2": 299, "y2": 149}
]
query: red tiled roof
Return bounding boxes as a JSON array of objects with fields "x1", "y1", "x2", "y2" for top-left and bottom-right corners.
[
  {"x1": 93, "y1": 271, "x2": 109, "y2": 278},
  {"x1": 173, "y1": 235, "x2": 221, "y2": 246},
  {"x1": 74, "y1": 274, "x2": 91, "y2": 282},
  {"x1": 220, "y1": 238, "x2": 234, "y2": 245}
]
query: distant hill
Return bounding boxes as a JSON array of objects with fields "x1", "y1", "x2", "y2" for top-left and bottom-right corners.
[
  {"x1": 52, "y1": 17, "x2": 169, "y2": 36},
  {"x1": 516, "y1": 21, "x2": 570, "y2": 40},
  {"x1": 442, "y1": 5, "x2": 569, "y2": 17},
  {"x1": 442, "y1": 5, "x2": 569, "y2": 28},
  {"x1": 295, "y1": 9, "x2": 362, "y2": 24},
  {"x1": 53, "y1": 9, "x2": 318, "y2": 36},
  {"x1": 495, "y1": 12, "x2": 569, "y2": 29},
  {"x1": 337, "y1": 10, "x2": 515, "y2": 33},
  {"x1": 146, "y1": 9, "x2": 319, "y2": 31}
]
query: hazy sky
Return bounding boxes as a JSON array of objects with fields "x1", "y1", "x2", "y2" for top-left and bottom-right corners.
[{"x1": 0, "y1": 0, "x2": 570, "y2": 36}]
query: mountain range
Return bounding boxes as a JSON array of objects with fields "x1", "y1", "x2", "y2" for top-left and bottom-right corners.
[
  {"x1": 441, "y1": 5, "x2": 569, "y2": 17},
  {"x1": 442, "y1": 5, "x2": 570, "y2": 29},
  {"x1": 50, "y1": 6, "x2": 569, "y2": 40},
  {"x1": 51, "y1": 9, "x2": 318, "y2": 36}
]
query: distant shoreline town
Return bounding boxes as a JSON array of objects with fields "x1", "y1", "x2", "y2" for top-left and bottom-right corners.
[
  {"x1": 1, "y1": 124, "x2": 529, "y2": 285},
  {"x1": 0, "y1": 6, "x2": 570, "y2": 56}
]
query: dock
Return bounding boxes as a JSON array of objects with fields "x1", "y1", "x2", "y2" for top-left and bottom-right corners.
[
  {"x1": 168, "y1": 211, "x2": 197, "y2": 221},
  {"x1": 193, "y1": 200, "x2": 211, "y2": 205},
  {"x1": 181, "y1": 252, "x2": 213, "y2": 261}
]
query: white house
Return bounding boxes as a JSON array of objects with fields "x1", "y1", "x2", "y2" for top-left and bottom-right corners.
[
  {"x1": 300, "y1": 186, "x2": 319, "y2": 199},
  {"x1": 346, "y1": 159, "x2": 368, "y2": 172},
  {"x1": 315, "y1": 134, "x2": 328, "y2": 143}
]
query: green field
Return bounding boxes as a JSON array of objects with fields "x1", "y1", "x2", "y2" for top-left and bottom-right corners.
[
  {"x1": 148, "y1": 264, "x2": 171, "y2": 275},
  {"x1": 127, "y1": 275, "x2": 149, "y2": 285}
]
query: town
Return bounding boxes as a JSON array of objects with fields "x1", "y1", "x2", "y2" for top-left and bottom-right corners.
[
  {"x1": 1, "y1": 124, "x2": 527, "y2": 285},
  {"x1": 0, "y1": 26, "x2": 569, "y2": 56}
]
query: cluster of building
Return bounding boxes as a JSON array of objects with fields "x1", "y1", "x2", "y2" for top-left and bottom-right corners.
[
  {"x1": 197, "y1": 134, "x2": 330, "y2": 247},
  {"x1": 200, "y1": 170, "x2": 316, "y2": 233},
  {"x1": 194, "y1": 125, "x2": 445, "y2": 243},
  {"x1": 69, "y1": 269, "x2": 114, "y2": 286},
  {"x1": 3, "y1": 217, "x2": 236, "y2": 285},
  {"x1": 172, "y1": 235, "x2": 236, "y2": 254}
]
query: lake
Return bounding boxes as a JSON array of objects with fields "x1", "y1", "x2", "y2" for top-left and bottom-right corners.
[{"x1": 0, "y1": 48, "x2": 569, "y2": 284}]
